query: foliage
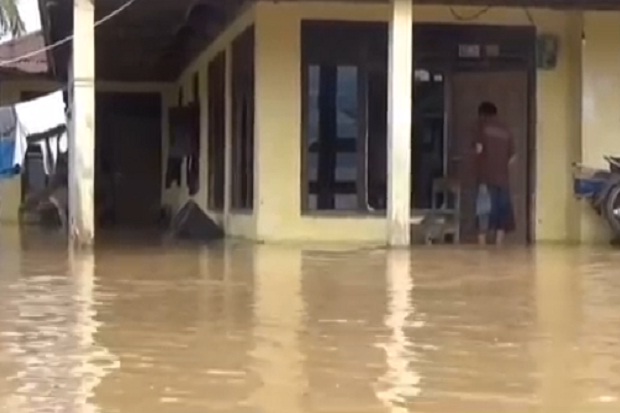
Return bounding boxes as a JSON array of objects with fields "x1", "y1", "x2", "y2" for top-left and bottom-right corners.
[{"x1": 0, "y1": 0, "x2": 25, "y2": 37}]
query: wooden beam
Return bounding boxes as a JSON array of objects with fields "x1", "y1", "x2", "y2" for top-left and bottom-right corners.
[{"x1": 317, "y1": 66, "x2": 337, "y2": 210}]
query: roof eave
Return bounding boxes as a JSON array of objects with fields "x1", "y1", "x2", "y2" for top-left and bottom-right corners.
[{"x1": 38, "y1": 0, "x2": 61, "y2": 80}]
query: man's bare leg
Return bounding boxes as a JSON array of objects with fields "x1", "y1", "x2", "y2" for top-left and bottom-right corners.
[
  {"x1": 496, "y1": 230, "x2": 505, "y2": 246},
  {"x1": 478, "y1": 233, "x2": 487, "y2": 245}
]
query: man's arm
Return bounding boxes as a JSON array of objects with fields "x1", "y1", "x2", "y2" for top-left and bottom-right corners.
[
  {"x1": 508, "y1": 130, "x2": 516, "y2": 165},
  {"x1": 473, "y1": 124, "x2": 483, "y2": 154}
]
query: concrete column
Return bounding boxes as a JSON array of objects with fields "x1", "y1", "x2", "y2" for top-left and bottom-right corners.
[
  {"x1": 579, "y1": 12, "x2": 620, "y2": 243},
  {"x1": 387, "y1": 0, "x2": 413, "y2": 247},
  {"x1": 70, "y1": 0, "x2": 96, "y2": 247},
  {"x1": 254, "y1": 4, "x2": 301, "y2": 240}
]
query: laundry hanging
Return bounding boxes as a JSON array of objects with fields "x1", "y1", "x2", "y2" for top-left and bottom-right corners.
[
  {"x1": 16, "y1": 91, "x2": 67, "y2": 175},
  {"x1": 0, "y1": 106, "x2": 24, "y2": 179},
  {"x1": 0, "y1": 90, "x2": 67, "y2": 180}
]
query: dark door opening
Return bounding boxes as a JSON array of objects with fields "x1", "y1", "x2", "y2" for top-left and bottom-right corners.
[
  {"x1": 412, "y1": 68, "x2": 447, "y2": 210},
  {"x1": 96, "y1": 93, "x2": 162, "y2": 229},
  {"x1": 414, "y1": 24, "x2": 535, "y2": 245}
]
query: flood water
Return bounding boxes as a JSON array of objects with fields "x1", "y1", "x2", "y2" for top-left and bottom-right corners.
[{"x1": 1, "y1": 228, "x2": 620, "y2": 412}]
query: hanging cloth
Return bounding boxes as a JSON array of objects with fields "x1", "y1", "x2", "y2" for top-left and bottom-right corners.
[{"x1": 0, "y1": 106, "x2": 21, "y2": 179}]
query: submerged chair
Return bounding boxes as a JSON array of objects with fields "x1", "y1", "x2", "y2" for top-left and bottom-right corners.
[
  {"x1": 20, "y1": 152, "x2": 68, "y2": 229},
  {"x1": 430, "y1": 177, "x2": 461, "y2": 243}
]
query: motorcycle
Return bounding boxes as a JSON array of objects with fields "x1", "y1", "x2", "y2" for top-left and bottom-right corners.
[{"x1": 573, "y1": 156, "x2": 620, "y2": 237}]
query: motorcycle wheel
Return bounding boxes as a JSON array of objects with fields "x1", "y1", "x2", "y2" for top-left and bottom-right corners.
[{"x1": 604, "y1": 183, "x2": 620, "y2": 236}]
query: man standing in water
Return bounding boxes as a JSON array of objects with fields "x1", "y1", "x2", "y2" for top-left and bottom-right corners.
[{"x1": 474, "y1": 102, "x2": 516, "y2": 245}]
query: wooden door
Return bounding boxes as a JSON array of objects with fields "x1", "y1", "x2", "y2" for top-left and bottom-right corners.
[
  {"x1": 110, "y1": 114, "x2": 162, "y2": 227},
  {"x1": 450, "y1": 71, "x2": 530, "y2": 244},
  {"x1": 97, "y1": 93, "x2": 162, "y2": 228}
]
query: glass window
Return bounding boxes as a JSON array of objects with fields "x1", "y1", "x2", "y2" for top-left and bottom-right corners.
[{"x1": 306, "y1": 64, "x2": 359, "y2": 211}]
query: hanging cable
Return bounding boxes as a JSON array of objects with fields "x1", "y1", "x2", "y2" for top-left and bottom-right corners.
[
  {"x1": 0, "y1": 0, "x2": 140, "y2": 67},
  {"x1": 448, "y1": 6, "x2": 491, "y2": 22},
  {"x1": 449, "y1": 6, "x2": 534, "y2": 25},
  {"x1": 522, "y1": 7, "x2": 535, "y2": 25}
]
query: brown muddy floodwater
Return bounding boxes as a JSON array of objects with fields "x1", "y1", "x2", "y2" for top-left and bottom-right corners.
[{"x1": 1, "y1": 227, "x2": 620, "y2": 413}]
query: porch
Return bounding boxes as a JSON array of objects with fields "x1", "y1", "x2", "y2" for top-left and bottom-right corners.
[{"x1": 40, "y1": 0, "x2": 620, "y2": 245}]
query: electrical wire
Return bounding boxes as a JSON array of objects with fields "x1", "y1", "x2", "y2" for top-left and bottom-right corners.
[
  {"x1": 522, "y1": 7, "x2": 535, "y2": 25},
  {"x1": 449, "y1": 6, "x2": 535, "y2": 25},
  {"x1": 448, "y1": 6, "x2": 491, "y2": 21},
  {"x1": 0, "y1": 0, "x2": 140, "y2": 67}
]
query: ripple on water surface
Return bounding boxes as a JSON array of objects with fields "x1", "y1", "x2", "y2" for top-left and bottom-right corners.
[{"x1": 0, "y1": 231, "x2": 619, "y2": 412}]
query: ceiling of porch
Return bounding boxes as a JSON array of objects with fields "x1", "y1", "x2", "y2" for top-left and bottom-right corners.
[
  {"x1": 40, "y1": 0, "x2": 245, "y2": 82},
  {"x1": 39, "y1": 0, "x2": 620, "y2": 83}
]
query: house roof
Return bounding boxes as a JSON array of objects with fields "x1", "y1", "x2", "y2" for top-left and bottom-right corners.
[
  {"x1": 0, "y1": 31, "x2": 49, "y2": 77},
  {"x1": 37, "y1": 0, "x2": 620, "y2": 82},
  {"x1": 39, "y1": 0, "x2": 234, "y2": 82}
]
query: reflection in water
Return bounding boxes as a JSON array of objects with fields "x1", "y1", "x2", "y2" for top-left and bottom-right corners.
[
  {"x1": 0, "y1": 231, "x2": 117, "y2": 413},
  {"x1": 535, "y1": 247, "x2": 580, "y2": 413},
  {"x1": 250, "y1": 246, "x2": 304, "y2": 412},
  {"x1": 375, "y1": 250, "x2": 421, "y2": 412},
  {"x1": 1, "y1": 230, "x2": 620, "y2": 412},
  {"x1": 70, "y1": 252, "x2": 119, "y2": 413}
]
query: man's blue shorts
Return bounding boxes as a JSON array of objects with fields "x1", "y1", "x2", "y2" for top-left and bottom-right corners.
[{"x1": 477, "y1": 185, "x2": 515, "y2": 233}]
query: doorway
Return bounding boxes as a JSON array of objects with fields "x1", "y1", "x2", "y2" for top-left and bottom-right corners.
[
  {"x1": 412, "y1": 68, "x2": 447, "y2": 209},
  {"x1": 96, "y1": 93, "x2": 162, "y2": 228},
  {"x1": 450, "y1": 71, "x2": 530, "y2": 244},
  {"x1": 414, "y1": 24, "x2": 535, "y2": 244}
]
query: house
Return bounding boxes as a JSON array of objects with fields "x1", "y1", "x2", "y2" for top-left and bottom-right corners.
[
  {"x1": 35, "y1": 0, "x2": 620, "y2": 246},
  {"x1": 0, "y1": 31, "x2": 49, "y2": 77}
]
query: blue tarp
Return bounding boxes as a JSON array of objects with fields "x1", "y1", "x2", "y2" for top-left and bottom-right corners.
[
  {"x1": 0, "y1": 106, "x2": 20, "y2": 180},
  {"x1": 0, "y1": 139, "x2": 20, "y2": 178}
]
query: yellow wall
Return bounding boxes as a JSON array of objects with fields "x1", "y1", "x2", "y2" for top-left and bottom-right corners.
[
  {"x1": 168, "y1": 2, "x2": 390, "y2": 242},
  {"x1": 254, "y1": 4, "x2": 302, "y2": 240},
  {"x1": 579, "y1": 12, "x2": 620, "y2": 243},
  {"x1": 170, "y1": 2, "x2": 619, "y2": 244},
  {"x1": 167, "y1": 7, "x2": 257, "y2": 238},
  {"x1": 252, "y1": 2, "x2": 391, "y2": 243},
  {"x1": 248, "y1": 3, "x2": 583, "y2": 243},
  {"x1": 410, "y1": 7, "x2": 584, "y2": 243}
]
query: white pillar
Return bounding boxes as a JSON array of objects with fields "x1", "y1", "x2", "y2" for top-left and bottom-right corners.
[
  {"x1": 387, "y1": 0, "x2": 413, "y2": 247},
  {"x1": 70, "y1": 0, "x2": 96, "y2": 247}
]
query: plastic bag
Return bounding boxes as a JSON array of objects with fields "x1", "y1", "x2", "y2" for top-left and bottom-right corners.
[{"x1": 476, "y1": 184, "x2": 492, "y2": 216}]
